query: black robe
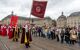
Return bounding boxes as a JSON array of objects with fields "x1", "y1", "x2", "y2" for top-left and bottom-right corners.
[
  {"x1": 18, "y1": 28, "x2": 20, "y2": 38},
  {"x1": 21, "y1": 28, "x2": 32, "y2": 44},
  {"x1": 21, "y1": 28, "x2": 25, "y2": 44},
  {"x1": 12, "y1": 27, "x2": 19, "y2": 39}
]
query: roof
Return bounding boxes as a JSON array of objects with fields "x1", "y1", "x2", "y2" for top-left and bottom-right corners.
[
  {"x1": 1, "y1": 14, "x2": 52, "y2": 21},
  {"x1": 69, "y1": 11, "x2": 80, "y2": 17}
]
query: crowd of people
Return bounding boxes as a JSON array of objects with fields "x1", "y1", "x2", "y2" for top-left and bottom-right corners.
[
  {"x1": 0, "y1": 22, "x2": 80, "y2": 48},
  {"x1": 32, "y1": 25, "x2": 80, "y2": 46},
  {"x1": 0, "y1": 22, "x2": 32, "y2": 48}
]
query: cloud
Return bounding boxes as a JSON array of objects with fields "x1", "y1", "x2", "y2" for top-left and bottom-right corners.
[{"x1": 0, "y1": 0, "x2": 80, "y2": 20}]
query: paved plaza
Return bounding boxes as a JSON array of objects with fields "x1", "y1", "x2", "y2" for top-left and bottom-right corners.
[{"x1": 0, "y1": 36, "x2": 80, "y2": 50}]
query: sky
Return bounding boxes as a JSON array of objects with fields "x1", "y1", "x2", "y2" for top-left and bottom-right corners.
[{"x1": 0, "y1": 0, "x2": 80, "y2": 20}]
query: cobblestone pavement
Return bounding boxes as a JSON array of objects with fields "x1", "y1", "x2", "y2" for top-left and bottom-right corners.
[
  {"x1": 0, "y1": 36, "x2": 80, "y2": 50},
  {"x1": 0, "y1": 41, "x2": 2, "y2": 50}
]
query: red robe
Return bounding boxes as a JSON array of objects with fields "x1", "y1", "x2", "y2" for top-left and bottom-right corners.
[
  {"x1": 8, "y1": 26, "x2": 13, "y2": 39},
  {"x1": 1, "y1": 26, "x2": 7, "y2": 36},
  {"x1": 0, "y1": 24, "x2": 2, "y2": 35}
]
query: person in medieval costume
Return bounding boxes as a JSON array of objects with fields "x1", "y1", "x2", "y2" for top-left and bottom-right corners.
[
  {"x1": 0, "y1": 24, "x2": 2, "y2": 35},
  {"x1": 21, "y1": 23, "x2": 32, "y2": 48},
  {"x1": 0, "y1": 25, "x2": 3, "y2": 36},
  {"x1": 18, "y1": 27, "x2": 20, "y2": 38},
  {"x1": 12, "y1": 25, "x2": 19, "y2": 42},
  {"x1": 8, "y1": 25, "x2": 13, "y2": 39},
  {"x1": 1, "y1": 25, "x2": 7, "y2": 36}
]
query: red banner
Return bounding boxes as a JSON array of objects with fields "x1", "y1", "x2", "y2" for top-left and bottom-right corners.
[
  {"x1": 10, "y1": 15, "x2": 18, "y2": 27},
  {"x1": 31, "y1": 1, "x2": 47, "y2": 18}
]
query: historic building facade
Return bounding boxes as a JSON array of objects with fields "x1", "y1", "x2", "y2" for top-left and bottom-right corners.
[
  {"x1": 1, "y1": 12, "x2": 55, "y2": 27},
  {"x1": 57, "y1": 12, "x2": 67, "y2": 28},
  {"x1": 57, "y1": 11, "x2": 80, "y2": 28},
  {"x1": 2, "y1": 11, "x2": 80, "y2": 28},
  {"x1": 67, "y1": 12, "x2": 80, "y2": 28}
]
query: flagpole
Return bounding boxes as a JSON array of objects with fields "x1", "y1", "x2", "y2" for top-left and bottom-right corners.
[
  {"x1": 29, "y1": 0, "x2": 34, "y2": 24},
  {"x1": 28, "y1": 0, "x2": 34, "y2": 40}
]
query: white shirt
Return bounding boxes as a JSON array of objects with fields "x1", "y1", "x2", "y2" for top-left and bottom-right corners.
[{"x1": 25, "y1": 25, "x2": 28, "y2": 32}]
